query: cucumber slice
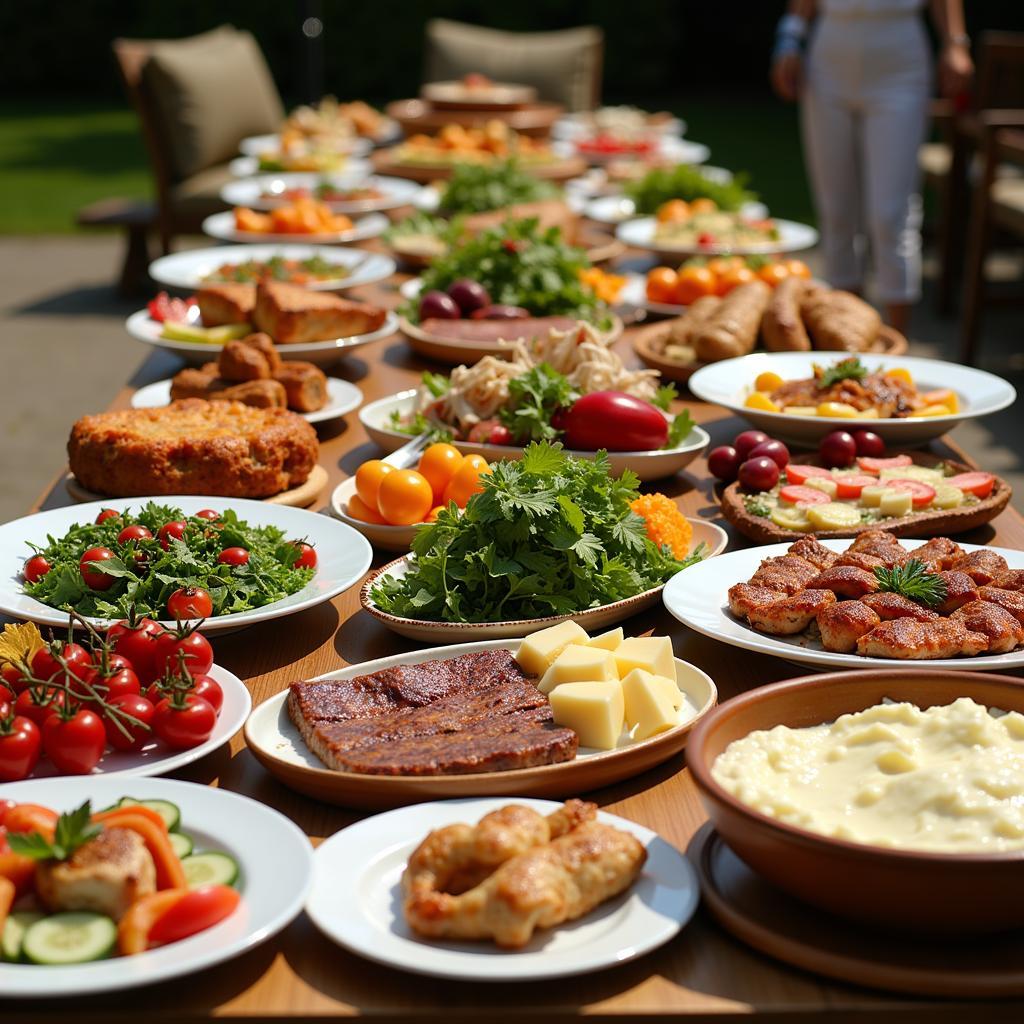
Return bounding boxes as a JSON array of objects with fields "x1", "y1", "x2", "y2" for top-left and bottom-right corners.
[
  {"x1": 182, "y1": 851, "x2": 239, "y2": 888},
  {"x1": 2, "y1": 911, "x2": 44, "y2": 962},
  {"x1": 169, "y1": 832, "x2": 194, "y2": 859},
  {"x1": 22, "y1": 913, "x2": 117, "y2": 965},
  {"x1": 118, "y1": 797, "x2": 181, "y2": 832}
]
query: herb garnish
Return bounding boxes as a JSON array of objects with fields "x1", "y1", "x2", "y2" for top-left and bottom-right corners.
[
  {"x1": 817, "y1": 357, "x2": 868, "y2": 390},
  {"x1": 9, "y1": 801, "x2": 100, "y2": 861},
  {"x1": 743, "y1": 495, "x2": 772, "y2": 518},
  {"x1": 499, "y1": 364, "x2": 578, "y2": 443},
  {"x1": 652, "y1": 384, "x2": 679, "y2": 411},
  {"x1": 624, "y1": 164, "x2": 757, "y2": 215},
  {"x1": 873, "y1": 559, "x2": 948, "y2": 607},
  {"x1": 438, "y1": 160, "x2": 558, "y2": 214}
]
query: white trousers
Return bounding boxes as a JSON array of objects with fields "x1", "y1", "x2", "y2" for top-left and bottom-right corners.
[{"x1": 801, "y1": 12, "x2": 932, "y2": 303}]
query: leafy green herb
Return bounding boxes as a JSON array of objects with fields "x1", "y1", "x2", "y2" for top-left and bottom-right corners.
[
  {"x1": 624, "y1": 164, "x2": 757, "y2": 215},
  {"x1": 421, "y1": 371, "x2": 451, "y2": 398},
  {"x1": 873, "y1": 559, "x2": 948, "y2": 607},
  {"x1": 743, "y1": 495, "x2": 772, "y2": 518},
  {"x1": 388, "y1": 409, "x2": 454, "y2": 442},
  {"x1": 369, "y1": 442, "x2": 703, "y2": 623},
  {"x1": 665, "y1": 410, "x2": 695, "y2": 449},
  {"x1": 817, "y1": 357, "x2": 868, "y2": 390},
  {"x1": 9, "y1": 802, "x2": 100, "y2": 861},
  {"x1": 652, "y1": 384, "x2": 678, "y2": 411},
  {"x1": 499, "y1": 364, "x2": 578, "y2": 443},
  {"x1": 438, "y1": 159, "x2": 559, "y2": 214},
  {"x1": 383, "y1": 212, "x2": 464, "y2": 246}
]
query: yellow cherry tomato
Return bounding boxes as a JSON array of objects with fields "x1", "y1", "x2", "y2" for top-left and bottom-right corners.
[
  {"x1": 376, "y1": 469, "x2": 434, "y2": 526},
  {"x1": 885, "y1": 367, "x2": 913, "y2": 386},
  {"x1": 757, "y1": 261, "x2": 791, "y2": 287},
  {"x1": 689, "y1": 197, "x2": 718, "y2": 214},
  {"x1": 416, "y1": 443, "x2": 464, "y2": 502},
  {"x1": 442, "y1": 459, "x2": 493, "y2": 509},
  {"x1": 354, "y1": 460, "x2": 393, "y2": 511},
  {"x1": 347, "y1": 494, "x2": 386, "y2": 525},
  {"x1": 754, "y1": 371, "x2": 784, "y2": 392},
  {"x1": 745, "y1": 392, "x2": 779, "y2": 412},
  {"x1": 783, "y1": 258, "x2": 812, "y2": 279},
  {"x1": 425, "y1": 505, "x2": 445, "y2": 523},
  {"x1": 656, "y1": 198, "x2": 690, "y2": 223}
]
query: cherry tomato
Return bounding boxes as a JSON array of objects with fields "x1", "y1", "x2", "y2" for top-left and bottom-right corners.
[
  {"x1": 153, "y1": 630, "x2": 214, "y2": 678},
  {"x1": 885, "y1": 479, "x2": 938, "y2": 507},
  {"x1": 95, "y1": 509, "x2": 120, "y2": 525},
  {"x1": 32, "y1": 642, "x2": 90, "y2": 683},
  {"x1": 22, "y1": 555, "x2": 51, "y2": 584},
  {"x1": 646, "y1": 267, "x2": 678, "y2": 304},
  {"x1": 346, "y1": 495, "x2": 386, "y2": 525},
  {"x1": 290, "y1": 542, "x2": 317, "y2": 570},
  {"x1": 195, "y1": 509, "x2": 220, "y2": 521},
  {"x1": 757, "y1": 262, "x2": 791, "y2": 287},
  {"x1": 850, "y1": 429, "x2": 885, "y2": 458},
  {"x1": 748, "y1": 440, "x2": 790, "y2": 469},
  {"x1": 779, "y1": 485, "x2": 831, "y2": 507},
  {"x1": 946, "y1": 472, "x2": 995, "y2": 499},
  {"x1": 416, "y1": 443, "x2": 464, "y2": 502},
  {"x1": 98, "y1": 653, "x2": 134, "y2": 675},
  {"x1": 717, "y1": 265, "x2": 757, "y2": 295},
  {"x1": 187, "y1": 674, "x2": 223, "y2": 713},
  {"x1": 857, "y1": 455, "x2": 913, "y2": 474},
  {"x1": 148, "y1": 885, "x2": 241, "y2": 946},
  {"x1": 377, "y1": 469, "x2": 434, "y2": 526},
  {"x1": 425, "y1": 505, "x2": 444, "y2": 523},
  {"x1": 738, "y1": 457, "x2": 780, "y2": 492},
  {"x1": 158, "y1": 521, "x2": 188, "y2": 550},
  {"x1": 0, "y1": 799, "x2": 15, "y2": 826},
  {"x1": 672, "y1": 265, "x2": 717, "y2": 305},
  {"x1": 707, "y1": 256, "x2": 743, "y2": 278},
  {"x1": 0, "y1": 715, "x2": 41, "y2": 781},
  {"x1": 94, "y1": 667, "x2": 141, "y2": 701},
  {"x1": 42, "y1": 709, "x2": 106, "y2": 775},
  {"x1": 166, "y1": 587, "x2": 213, "y2": 620},
  {"x1": 707, "y1": 445, "x2": 741, "y2": 483},
  {"x1": 153, "y1": 694, "x2": 217, "y2": 750},
  {"x1": 783, "y1": 259, "x2": 812, "y2": 279},
  {"x1": 354, "y1": 460, "x2": 394, "y2": 511},
  {"x1": 734, "y1": 430, "x2": 771, "y2": 460},
  {"x1": 16, "y1": 686, "x2": 67, "y2": 727},
  {"x1": 117, "y1": 525, "x2": 153, "y2": 545},
  {"x1": 834, "y1": 474, "x2": 879, "y2": 500},
  {"x1": 107, "y1": 618, "x2": 165, "y2": 684},
  {"x1": 80, "y1": 546, "x2": 117, "y2": 590},
  {"x1": 818, "y1": 430, "x2": 858, "y2": 469},
  {"x1": 655, "y1": 199, "x2": 690, "y2": 223},
  {"x1": 784, "y1": 464, "x2": 833, "y2": 486},
  {"x1": 103, "y1": 693, "x2": 155, "y2": 752},
  {"x1": 442, "y1": 459, "x2": 493, "y2": 509},
  {"x1": 217, "y1": 547, "x2": 250, "y2": 566},
  {"x1": 2, "y1": 665, "x2": 28, "y2": 695}
]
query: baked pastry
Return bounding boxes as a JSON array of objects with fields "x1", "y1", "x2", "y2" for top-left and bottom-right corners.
[
  {"x1": 68, "y1": 399, "x2": 318, "y2": 498},
  {"x1": 800, "y1": 290, "x2": 882, "y2": 351},
  {"x1": 761, "y1": 277, "x2": 812, "y2": 351},
  {"x1": 693, "y1": 280, "x2": 771, "y2": 362},
  {"x1": 253, "y1": 280, "x2": 386, "y2": 344},
  {"x1": 273, "y1": 361, "x2": 328, "y2": 413},
  {"x1": 196, "y1": 283, "x2": 255, "y2": 326}
]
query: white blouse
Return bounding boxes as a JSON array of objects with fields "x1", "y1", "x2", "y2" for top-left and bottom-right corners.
[{"x1": 820, "y1": 0, "x2": 925, "y2": 14}]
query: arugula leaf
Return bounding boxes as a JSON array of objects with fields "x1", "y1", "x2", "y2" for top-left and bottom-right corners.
[
  {"x1": 9, "y1": 801, "x2": 101, "y2": 861},
  {"x1": 665, "y1": 410, "x2": 695, "y2": 449}
]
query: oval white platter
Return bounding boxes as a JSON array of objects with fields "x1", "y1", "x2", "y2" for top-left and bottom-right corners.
[
  {"x1": 663, "y1": 538, "x2": 1024, "y2": 672},
  {"x1": 0, "y1": 495, "x2": 373, "y2": 634},
  {"x1": 552, "y1": 112, "x2": 687, "y2": 140},
  {"x1": 687, "y1": 351, "x2": 1017, "y2": 447},
  {"x1": 0, "y1": 775, "x2": 312, "y2": 997},
  {"x1": 131, "y1": 377, "x2": 363, "y2": 426},
  {"x1": 148, "y1": 243, "x2": 396, "y2": 293},
  {"x1": 305, "y1": 796, "x2": 698, "y2": 981},
  {"x1": 616, "y1": 215, "x2": 818, "y2": 257},
  {"x1": 358, "y1": 390, "x2": 710, "y2": 484},
  {"x1": 229, "y1": 155, "x2": 373, "y2": 179},
  {"x1": 202, "y1": 210, "x2": 389, "y2": 246},
  {"x1": 553, "y1": 137, "x2": 710, "y2": 168},
  {"x1": 221, "y1": 173, "x2": 426, "y2": 214}
]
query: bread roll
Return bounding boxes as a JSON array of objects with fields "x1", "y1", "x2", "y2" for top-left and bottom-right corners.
[
  {"x1": 218, "y1": 339, "x2": 273, "y2": 381},
  {"x1": 273, "y1": 361, "x2": 328, "y2": 413},
  {"x1": 761, "y1": 277, "x2": 811, "y2": 351},
  {"x1": 693, "y1": 281, "x2": 771, "y2": 362},
  {"x1": 801, "y1": 290, "x2": 882, "y2": 351}
]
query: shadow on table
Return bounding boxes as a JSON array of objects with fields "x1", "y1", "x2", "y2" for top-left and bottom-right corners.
[{"x1": 15, "y1": 284, "x2": 138, "y2": 318}]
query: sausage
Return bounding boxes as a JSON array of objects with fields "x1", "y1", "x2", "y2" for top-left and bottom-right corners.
[
  {"x1": 273, "y1": 361, "x2": 329, "y2": 413},
  {"x1": 218, "y1": 339, "x2": 274, "y2": 381},
  {"x1": 658, "y1": 295, "x2": 722, "y2": 355},
  {"x1": 801, "y1": 290, "x2": 881, "y2": 351},
  {"x1": 761, "y1": 276, "x2": 812, "y2": 351},
  {"x1": 693, "y1": 281, "x2": 771, "y2": 362}
]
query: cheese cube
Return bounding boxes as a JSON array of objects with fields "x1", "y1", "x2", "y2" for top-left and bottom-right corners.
[
  {"x1": 860, "y1": 485, "x2": 893, "y2": 508},
  {"x1": 879, "y1": 465, "x2": 943, "y2": 484},
  {"x1": 515, "y1": 620, "x2": 588, "y2": 676},
  {"x1": 548, "y1": 681, "x2": 625, "y2": 750},
  {"x1": 650, "y1": 672, "x2": 684, "y2": 710},
  {"x1": 879, "y1": 490, "x2": 913, "y2": 517},
  {"x1": 621, "y1": 669, "x2": 680, "y2": 740},
  {"x1": 804, "y1": 477, "x2": 839, "y2": 499},
  {"x1": 538, "y1": 644, "x2": 618, "y2": 695},
  {"x1": 613, "y1": 636, "x2": 675, "y2": 681},
  {"x1": 586, "y1": 627, "x2": 624, "y2": 652},
  {"x1": 931, "y1": 484, "x2": 964, "y2": 510}
]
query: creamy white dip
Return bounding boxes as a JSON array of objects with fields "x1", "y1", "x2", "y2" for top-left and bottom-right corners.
[{"x1": 712, "y1": 698, "x2": 1024, "y2": 852}]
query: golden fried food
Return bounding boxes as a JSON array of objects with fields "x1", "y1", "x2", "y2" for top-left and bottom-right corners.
[
  {"x1": 196, "y1": 283, "x2": 255, "y2": 326},
  {"x1": 692, "y1": 280, "x2": 770, "y2": 362},
  {"x1": 273, "y1": 360, "x2": 328, "y2": 413},
  {"x1": 800, "y1": 289, "x2": 882, "y2": 352},
  {"x1": 169, "y1": 373, "x2": 287, "y2": 408},
  {"x1": 761, "y1": 276, "x2": 812, "y2": 352},
  {"x1": 219, "y1": 337, "x2": 274, "y2": 380},
  {"x1": 253, "y1": 280, "x2": 387, "y2": 344}
]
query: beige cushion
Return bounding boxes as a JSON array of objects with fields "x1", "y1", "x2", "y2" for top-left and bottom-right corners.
[
  {"x1": 424, "y1": 19, "x2": 603, "y2": 111},
  {"x1": 144, "y1": 25, "x2": 283, "y2": 181},
  {"x1": 993, "y1": 178, "x2": 1024, "y2": 238}
]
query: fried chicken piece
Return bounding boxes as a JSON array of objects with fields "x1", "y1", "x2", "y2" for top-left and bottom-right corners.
[
  {"x1": 786, "y1": 535, "x2": 838, "y2": 570},
  {"x1": 911, "y1": 537, "x2": 964, "y2": 571},
  {"x1": 833, "y1": 551, "x2": 899, "y2": 572},
  {"x1": 951, "y1": 550, "x2": 1010, "y2": 586},
  {"x1": 977, "y1": 587, "x2": 1024, "y2": 625},
  {"x1": 218, "y1": 337, "x2": 274, "y2": 381},
  {"x1": 861, "y1": 592, "x2": 939, "y2": 622},
  {"x1": 728, "y1": 584, "x2": 785, "y2": 620},
  {"x1": 848, "y1": 530, "x2": 906, "y2": 558},
  {"x1": 817, "y1": 600, "x2": 881, "y2": 653},
  {"x1": 856, "y1": 617, "x2": 988, "y2": 659},
  {"x1": 951, "y1": 601, "x2": 1024, "y2": 654},
  {"x1": 805, "y1": 565, "x2": 879, "y2": 598},
  {"x1": 990, "y1": 570, "x2": 1024, "y2": 592},
  {"x1": 745, "y1": 589, "x2": 836, "y2": 635},
  {"x1": 934, "y1": 571, "x2": 979, "y2": 613},
  {"x1": 749, "y1": 555, "x2": 820, "y2": 595}
]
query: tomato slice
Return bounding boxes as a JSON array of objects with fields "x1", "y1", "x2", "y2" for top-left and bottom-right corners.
[
  {"x1": 784, "y1": 464, "x2": 833, "y2": 486},
  {"x1": 885, "y1": 479, "x2": 937, "y2": 507},
  {"x1": 833, "y1": 474, "x2": 878, "y2": 500},
  {"x1": 147, "y1": 885, "x2": 241, "y2": 947},
  {"x1": 945, "y1": 471, "x2": 995, "y2": 498},
  {"x1": 857, "y1": 455, "x2": 912, "y2": 474},
  {"x1": 779, "y1": 485, "x2": 831, "y2": 507}
]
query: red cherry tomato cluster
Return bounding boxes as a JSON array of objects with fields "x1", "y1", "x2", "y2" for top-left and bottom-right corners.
[
  {"x1": 818, "y1": 428, "x2": 885, "y2": 468},
  {"x1": 707, "y1": 430, "x2": 791, "y2": 493},
  {"x1": 0, "y1": 618, "x2": 221, "y2": 781}
]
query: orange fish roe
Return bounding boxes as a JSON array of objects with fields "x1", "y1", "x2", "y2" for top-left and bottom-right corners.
[{"x1": 630, "y1": 493, "x2": 693, "y2": 559}]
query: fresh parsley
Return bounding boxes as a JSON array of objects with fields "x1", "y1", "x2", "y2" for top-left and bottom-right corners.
[
  {"x1": 421, "y1": 371, "x2": 451, "y2": 398},
  {"x1": 743, "y1": 495, "x2": 772, "y2": 518},
  {"x1": 499, "y1": 364, "x2": 578, "y2": 443},
  {"x1": 665, "y1": 410, "x2": 696, "y2": 449},
  {"x1": 9, "y1": 801, "x2": 100, "y2": 861},
  {"x1": 652, "y1": 384, "x2": 679, "y2": 412},
  {"x1": 438, "y1": 160, "x2": 559, "y2": 214},
  {"x1": 624, "y1": 164, "x2": 757, "y2": 215},
  {"x1": 817, "y1": 357, "x2": 868, "y2": 390},
  {"x1": 388, "y1": 409, "x2": 454, "y2": 442},
  {"x1": 873, "y1": 559, "x2": 948, "y2": 607}
]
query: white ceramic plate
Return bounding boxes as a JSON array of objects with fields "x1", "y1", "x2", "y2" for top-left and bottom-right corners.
[
  {"x1": 125, "y1": 308, "x2": 399, "y2": 368},
  {"x1": 202, "y1": 210, "x2": 389, "y2": 246},
  {"x1": 616, "y1": 215, "x2": 818, "y2": 257},
  {"x1": 553, "y1": 112, "x2": 686, "y2": 140},
  {"x1": 306, "y1": 796, "x2": 697, "y2": 981},
  {"x1": 687, "y1": 351, "x2": 1017, "y2": 447},
  {"x1": 584, "y1": 189, "x2": 767, "y2": 227},
  {"x1": 0, "y1": 495, "x2": 373, "y2": 633},
  {"x1": 238, "y1": 132, "x2": 372, "y2": 158},
  {"x1": 553, "y1": 137, "x2": 710, "y2": 168},
  {"x1": 221, "y1": 173, "x2": 425, "y2": 214},
  {"x1": 358, "y1": 391, "x2": 709, "y2": 484},
  {"x1": 131, "y1": 377, "x2": 363, "y2": 425},
  {"x1": 663, "y1": 539, "x2": 1024, "y2": 672},
  {"x1": 230, "y1": 155, "x2": 372, "y2": 179},
  {"x1": 0, "y1": 775, "x2": 312, "y2": 997},
  {"x1": 149, "y1": 243, "x2": 396, "y2": 293}
]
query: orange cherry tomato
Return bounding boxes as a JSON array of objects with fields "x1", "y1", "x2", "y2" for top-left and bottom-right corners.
[
  {"x1": 757, "y1": 262, "x2": 791, "y2": 287},
  {"x1": 442, "y1": 459, "x2": 493, "y2": 509},
  {"x1": 425, "y1": 505, "x2": 445, "y2": 523},
  {"x1": 717, "y1": 265, "x2": 757, "y2": 295},
  {"x1": 646, "y1": 267, "x2": 678, "y2": 304},
  {"x1": 783, "y1": 259, "x2": 812, "y2": 279},
  {"x1": 347, "y1": 494, "x2": 386, "y2": 525},
  {"x1": 354, "y1": 460, "x2": 394, "y2": 511},
  {"x1": 376, "y1": 469, "x2": 434, "y2": 526},
  {"x1": 656, "y1": 198, "x2": 690, "y2": 223},
  {"x1": 706, "y1": 256, "x2": 743, "y2": 277},
  {"x1": 460, "y1": 454, "x2": 489, "y2": 474},
  {"x1": 689, "y1": 197, "x2": 718, "y2": 214},
  {"x1": 671, "y1": 265, "x2": 717, "y2": 305},
  {"x1": 416, "y1": 443, "x2": 464, "y2": 503}
]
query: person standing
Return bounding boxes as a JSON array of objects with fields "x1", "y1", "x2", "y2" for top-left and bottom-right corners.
[{"x1": 771, "y1": 0, "x2": 973, "y2": 332}]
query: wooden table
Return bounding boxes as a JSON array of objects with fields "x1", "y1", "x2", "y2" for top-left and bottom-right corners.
[{"x1": 12, "y1": 268, "x2": 1024, "y2": 1022}]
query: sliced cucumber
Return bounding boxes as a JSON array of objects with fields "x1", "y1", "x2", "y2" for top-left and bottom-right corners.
[
  {"x1": 22, "y1": 913, "x2": 117, "y2": 965},
  {"x1": 169, "y1": 831, "x2": 194, "y2": 859},
  {"x1": 182, "y1": 851, "x2": 239, "y2": 888},
  {"x1": 118, "y1": 797, "x2": 181, "y2": 832},
  {"x1": 2, "y1": 911, "x2": 44, "y2": 962}
]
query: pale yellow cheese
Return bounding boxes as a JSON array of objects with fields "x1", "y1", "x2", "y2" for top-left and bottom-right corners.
[
  {"x1": 879, "y1": 490, "x2": 913, "y2": 517},
  {"x1": 860, "y1": 485, "x2": 894, "y2": 508},
  {"x1": 649, "y1": 672, "x2": 683, "y2": 710},
  {"x1": 537, "y1": 644, "x2": 617, "y2": 695},
  {"x1": 803, "y1": 477, "x2": 839, "y2": 499},
  {"x1": 931, "y1": 484, "x2": 964, "y2": 510},
  {"x1": 515, "y1": 620, "x2": 588, "y2": 676},
  {"x1": 586, "y1": 627, "x2": 624, "y2": 652},
  {"x1": 548, "y1": 680, "x2": 625, "y2": 750},
  {"x1": 621, "y1": 669, "x2": 679, "y2": 740},
  {"x1": 613, "y1": 636, "x2": 675, "y2": 680},
  {"x1": 879, "y1": 465, "x2": 943, "y2": 484}
]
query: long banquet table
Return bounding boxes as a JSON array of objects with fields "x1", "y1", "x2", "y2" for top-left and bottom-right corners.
[{"x1": 11, "y1": 267, "x2": 1024, "y2": 1022}]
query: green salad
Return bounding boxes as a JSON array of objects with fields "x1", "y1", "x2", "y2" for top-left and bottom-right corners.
[
  {"x1": 438, "y1": 160, "x2": 559, "y2": 214},
  {"x1": 625, "y1": 164, "x2": 757, "y2": 214},
  {"x1": 370, "y1": 442, "x2": 703, "y2": 623},
  {"x1": 23, "y1": 503, "x2": 315, "y2": 619}
]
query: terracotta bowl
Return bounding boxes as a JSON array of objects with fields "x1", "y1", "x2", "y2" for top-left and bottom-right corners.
[{"x1": 686, "y1": 670, "x2": 1024, "y2": 933}]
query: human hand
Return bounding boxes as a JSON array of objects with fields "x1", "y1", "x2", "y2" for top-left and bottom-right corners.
[
  {"x1": 771, "y1": 52, "x2": 803, "y2": 102},
  {"x1": 938, "y1": 42, "x2": 973, "y2": 99}
]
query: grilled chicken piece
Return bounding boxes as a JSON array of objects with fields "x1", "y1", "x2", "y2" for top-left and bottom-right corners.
[
  {"x1": 749, "y1": 556, "x2": 821, "y2": 596},
  {"x1": 745, "y1": 589, "x2": 836, "y2": 635},
  {"x1": 977, "y1": 586, "x2": 1024, "y2": 625},
  {"x1": 861, "y1": 592, "x2": 940, "y2": 622},
  {"x1": 786, "y1": 536, "x2": 838, "y2": 570},
  {"x1": 951, "y1": 601, "x2": 1024, "y2": 654},
  {"x1": 817, "y1": 600, "x2": 881, "y2": 652},
  {"x1": 934, "y1": 571, "x2": 979, "y2": 613},
  {"x1": 856, "y1": 617, "x2": 989, "y2": 659},
  {"x1": 804, "y1": 565, "x2": 879, "y2": 598},
  {"x1": 990, "y1": 570, "x2": 1024, "y2": 592},
  {"x1": 911, "y1": 538, "x2": 964, "y2": 571},
  {"x1": 35, "y1": 828, "x2": 156, "y2": 921},
  {"x1": 951, "y1": 550, "x2": 1010, "y2": 586},
  {"x1": 834, "y1": 551, "x2": 901, "y2": 572},
  {"x1": 848, "y1": 529, "x2": 907, "y2": 558},
  {"x1": 727, "y1": 583, "x2": 785, "y2": 620}
]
